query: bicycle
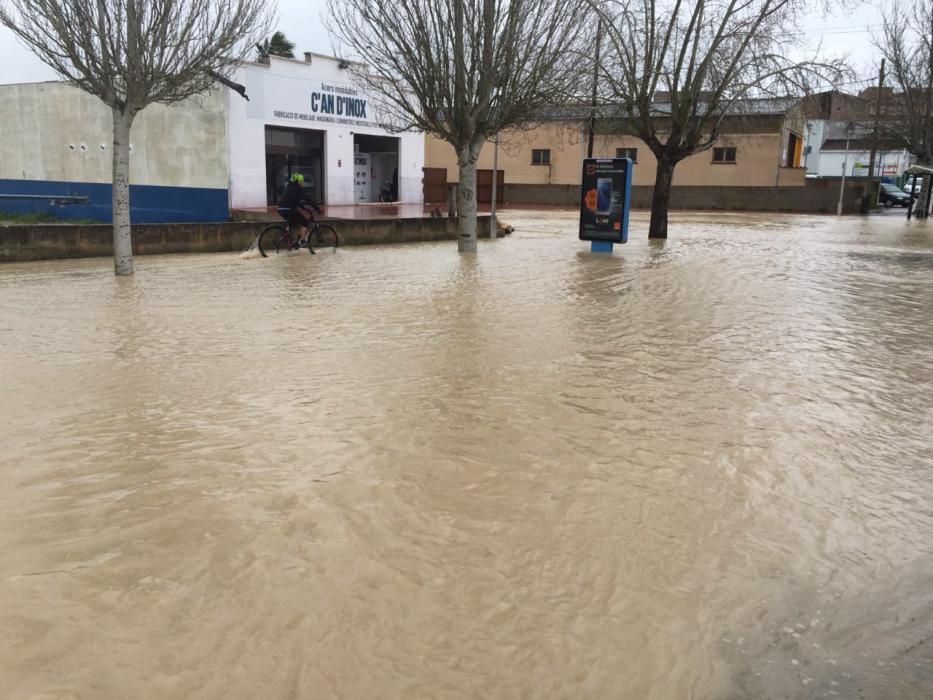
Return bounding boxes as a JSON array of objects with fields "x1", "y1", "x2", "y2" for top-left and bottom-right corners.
[{"x1": 257, "y1": 219, "x2": 340, "y2": 257}]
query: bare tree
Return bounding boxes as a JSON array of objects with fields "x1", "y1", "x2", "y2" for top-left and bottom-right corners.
[
  {"x1": 328, "y1": 0, "x2": 591, "y2": 252},
  {"x1": 595, "y1": 0, "x2": 846, "y2": 238},
  {"x1": 875, "y1": 0, "x2": 933, "y2": 165},
  {"x1": 0, "y1": 0, "x2": 272, "y2": 275}
]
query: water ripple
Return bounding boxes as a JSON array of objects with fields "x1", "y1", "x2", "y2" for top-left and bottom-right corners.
[{"x1": 1, "y1": 211, "x2": 931, "y2": 698}]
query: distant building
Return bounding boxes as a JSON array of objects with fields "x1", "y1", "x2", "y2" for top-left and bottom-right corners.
[
  {"x1": 423, "y1": 97, "x2": 810, "y2": 206},
  {"x1": 800, "y1": 90, "x2": 913, "y2": 179},
  {"x1": 805, "y1": 122, "x2": 911, "y2": 179}
]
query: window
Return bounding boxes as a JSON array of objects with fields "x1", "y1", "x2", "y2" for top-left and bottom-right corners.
[
  {"x1": 615, "y1": 148, "x2": 638, "y2": 163},
  {"x1": 531, "y1": 149, "x2": 551, "y2": 165},
  {"x1": 712, "y1": 147, "x2": 737, "y2": 163}
]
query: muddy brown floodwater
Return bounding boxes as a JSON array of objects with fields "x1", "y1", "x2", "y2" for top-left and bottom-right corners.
[{"x1": 1, "y1": 210, "x2": 932, "y2": 699}]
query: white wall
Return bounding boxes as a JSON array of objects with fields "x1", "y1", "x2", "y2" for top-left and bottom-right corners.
[
  {"x1": 817, "y1": 149, "x2": 911, "y2": 178},
  {"x1": 803, "y1": 120, "x2": 826, "y2": 175},
  {"x1": 0, "y1": 82, "x2": 227, "y2": 188},
  {"x1": 226, "y1": 55, "x2": 424, "y2": 208}
]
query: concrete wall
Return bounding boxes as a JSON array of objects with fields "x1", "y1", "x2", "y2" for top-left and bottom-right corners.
[
  {"x1": 0, "y1": 82, "x2": 229, "y2": 222},
  {"x1": 777, "y1": 167, "x2": 806, "y2": 186},
  {"x1": 0, "y1": 82, "x2": 228, "y2": 188},
  {"x1": 226, "y1": 55, "x2": 425, "y2": 208},
  {"x1": 0, "y1": 217, "x2": 502, "y2": 262},
  {"x1": 803, "y1": 120, "x2": 827, "y2": 175},
  {"x1": 425, "y1": 117, "x2": 795, "y2": 188}
]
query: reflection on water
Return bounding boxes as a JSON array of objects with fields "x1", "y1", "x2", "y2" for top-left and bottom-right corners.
[{"x1": 1, "y1": 211, "x2": 932, "y2": 699}]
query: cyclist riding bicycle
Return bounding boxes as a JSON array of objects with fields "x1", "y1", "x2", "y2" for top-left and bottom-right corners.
[{"x1": 277, "y1": 173, "x2": 321, "y2": 248}]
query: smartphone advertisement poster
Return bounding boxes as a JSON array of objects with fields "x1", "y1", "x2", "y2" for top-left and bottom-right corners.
[{"x1": 579, "y1": 158, "x2": 632, "y2": 243}]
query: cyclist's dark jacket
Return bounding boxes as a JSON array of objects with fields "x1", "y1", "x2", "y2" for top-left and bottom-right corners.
[{"x1": 278, "y1": 182, "x2": 320, "y2": 226}]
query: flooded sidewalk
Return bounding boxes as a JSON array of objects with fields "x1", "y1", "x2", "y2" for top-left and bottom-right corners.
[{"x1": 1, "y1": 211, "x2": 932, "y2": 698}]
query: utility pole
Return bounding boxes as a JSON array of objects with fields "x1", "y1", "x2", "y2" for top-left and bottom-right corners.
[
  {"x1": 837, "y1": 125, "x2": 852, "y2": 216},
  {"x1": 867, "y1": 58, "x2": 886, "y2": 181},
  {"x1": 490, "y1": 134, "x2": 499, "y2": 239},
  {"x1": 863, "y1": 58, "x2": 885, "y2": 214},
  {"x1": 921, "y1": 6, "x2": 933, "y2": 218},
  {"x1": 587, "y1": 22, "x2": 602, "y2": 158},
  {"x1": 490, "y1": 87, "x2": 501, "y2": 239}
]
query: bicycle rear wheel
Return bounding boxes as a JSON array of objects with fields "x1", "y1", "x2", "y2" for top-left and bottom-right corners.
[
  {"x1": 258, "y1": 225, "x2": 289, "y2": 257},
  {"x1": 310, "y1": 224, "x2": 340, "y2": 252}
]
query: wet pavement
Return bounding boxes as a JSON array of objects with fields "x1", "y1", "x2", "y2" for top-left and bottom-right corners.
[
  {"x1": 1, "y1": 210, "x2": 932, "y2": 699},
  {"x1": 233, "y1": 202, "x2": 451, "y2": 221}
]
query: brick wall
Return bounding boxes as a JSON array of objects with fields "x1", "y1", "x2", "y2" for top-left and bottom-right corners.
[{"x1": 504, "y1": 180, "x2": 874, "y2": 214}]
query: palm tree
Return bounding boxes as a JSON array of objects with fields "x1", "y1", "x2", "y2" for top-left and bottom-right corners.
[{"x1": 256, "y1": 31, "x2": 295, "y2": 60}]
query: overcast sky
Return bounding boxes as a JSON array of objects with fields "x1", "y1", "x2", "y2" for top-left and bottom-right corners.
[{"x1": 0, "y1": 0, "x2": 884, "y2": 88}]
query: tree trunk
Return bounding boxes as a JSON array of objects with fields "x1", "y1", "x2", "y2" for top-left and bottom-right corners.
[
  {"x1": 111, "y1": 108, "x2": 135, "y2": 276},
  {"x1": 648, "y1": 157, "x2": 676, "y2": 239},
  {"x1": 456, "y1": 142, "x2": 481, "y2": 253}
]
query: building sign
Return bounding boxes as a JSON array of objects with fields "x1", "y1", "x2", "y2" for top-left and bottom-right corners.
[
  {"x1": 579, "y1": 158, "x2": 632, "y2": 243},
  {"x1": 311, "y1": 86, "x2": 367, "y2": 118},
  {"x1": 273, "y1": 82, "x2": 378, "y2": 128},
  {"x1": 852, "y1": 162, "x2": 901, "y2": 177}
]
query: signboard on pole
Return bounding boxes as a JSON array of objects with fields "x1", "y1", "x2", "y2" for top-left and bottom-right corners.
[{"x1": 579, "y1": 158, "x2": 632, "y2": 246}]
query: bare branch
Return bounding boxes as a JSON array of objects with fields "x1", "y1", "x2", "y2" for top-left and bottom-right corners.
[
  {"x1": 588, "y1": 0, "x2": 849, "y2": 238},
  {"x1": 872, "y1": 0, "x2": 933, "y2": 163},
  {"x1": 327, "y1": 0, "x2": 594, "y2": 148},
  {"x1": 0, "y1": 0, "x2": 274, "y2": 274},
  {"x1": 327, "y1": 0, "x2": 593, "y2": 250},
  {"x1": 1, "y1": 0, "x2": 274, "y2": 112}
]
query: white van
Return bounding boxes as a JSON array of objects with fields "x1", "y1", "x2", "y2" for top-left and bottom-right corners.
[{"x1": 903, "y1": 175, "x2": 923, "y2": 195}]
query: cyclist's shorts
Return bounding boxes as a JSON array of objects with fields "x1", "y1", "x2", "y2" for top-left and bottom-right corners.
[{"x1": 280, "y1": 207, "x2": 311, "y2": 228}]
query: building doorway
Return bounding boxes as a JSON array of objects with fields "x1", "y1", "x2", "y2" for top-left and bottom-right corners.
[
  {"x1": 353, "y1": 134, "x2": 399, "y2": 202},
  {"x1": 786, "y1": 132, "x2": 803, "y2": 168},
  {"x1": 265, "y1": 126, "x2": 325, "y2": 206},
  {"x1": 423, "y1": 168, "x2": 447, "y2": 204},
  {"x1": 477, "y1": 169, "x2": 504, "y2": 205}
]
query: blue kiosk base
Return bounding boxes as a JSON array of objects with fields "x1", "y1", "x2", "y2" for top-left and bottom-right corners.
[{"x1": 591, "y1": 241, "x2": 614, "y2": 253}]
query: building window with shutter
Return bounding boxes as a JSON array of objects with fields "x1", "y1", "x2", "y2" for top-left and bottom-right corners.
[
  {"x1": 531, "y1": 149, "x2": 551, "y2": 165},
  {"x1": 615, "y1": 148, "x2": 638, "y2": 162},
  {"x1": 712, "y1": 147, "x2": 737, "y2": 163}
]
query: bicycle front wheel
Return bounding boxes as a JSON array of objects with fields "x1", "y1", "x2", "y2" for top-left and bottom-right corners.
[
  {"x1": 310, "y1": 224, "x2": 340, "y2": 252},
  {"x1": 258, "y1": 225, "x2": 289, "y2": 257}
]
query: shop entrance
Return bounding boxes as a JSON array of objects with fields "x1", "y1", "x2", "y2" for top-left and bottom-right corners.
[
  {"x1": 353, "y1": 134, "x2": 400, "y2": 202},
  {"x1": 265, "y1": 126, "x2": 325, "y2": 206}
]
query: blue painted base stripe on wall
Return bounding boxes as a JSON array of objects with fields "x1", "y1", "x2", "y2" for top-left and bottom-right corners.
[{"x1": 0, "y1": 179, "x2": 229, "y2": 223}]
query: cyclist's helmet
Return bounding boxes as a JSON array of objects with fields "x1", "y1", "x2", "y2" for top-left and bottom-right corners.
[{"x1": 290, "y1": 173, "x2": 304, "y2": 184}]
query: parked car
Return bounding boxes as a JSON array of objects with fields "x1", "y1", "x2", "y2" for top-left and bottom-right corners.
[
  {"x1": 879, "y1": 183, "x2": 912, "y2": 207},
  {"x1": 903, "y1": 176, "x2": 923, "y2": 195}
]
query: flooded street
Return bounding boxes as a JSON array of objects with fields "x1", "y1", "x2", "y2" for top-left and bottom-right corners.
[{"x1": 1, "y1": 210, "x2": 932, "y2": 699}]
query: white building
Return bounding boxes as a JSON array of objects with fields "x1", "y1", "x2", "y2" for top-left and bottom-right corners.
[
  {"x1": 0, "y1": 54, "x2": 425, "y2": 223},
  {"x1": 803, "y1": 120, "x2": 912, "y2": 179},
  {"x1": 226, "y1": 53, "x2": 424, "y2": 211}
]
